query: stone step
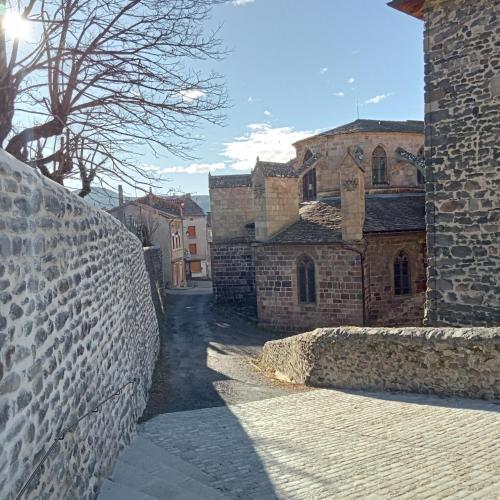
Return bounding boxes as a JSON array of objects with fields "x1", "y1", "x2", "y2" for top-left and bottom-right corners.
[
  {"x1": 122, "y1": 435, "x2": 211, "y2": 484},
  {"x1": 110, "y1": 460, "x2": 214, "y2": 500},
  {"x1": 115, "y1": 436, "x2": 228, "y2": 500},
  {"x1": 97, "y1": 479, "x2": 159, "y2": 500}
]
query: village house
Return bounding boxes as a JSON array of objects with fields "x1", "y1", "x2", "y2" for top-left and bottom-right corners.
[
  {"x1": 210, "y1": 119, "x2": 427, "y2": 331},
  {"x1": 110, "y1": 193, "x2": 210, "y2": 285},
  {"x1": 174, "y1": 195, "x2": 211, "y2": 279},
  {"x1": 109, "y1": 193, "x2": 187, "y2": 288}
]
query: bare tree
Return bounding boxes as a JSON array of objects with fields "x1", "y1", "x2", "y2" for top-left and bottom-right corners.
[
  {"x1": 0, "y1": 0, "x2": 227, "y2": 194},
  {"x1": 125, "y1": 210, "x2": 160, "y2": 247}
]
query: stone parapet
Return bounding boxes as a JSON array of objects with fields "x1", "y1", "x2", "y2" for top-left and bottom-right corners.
[
  {"x1": 0, "y1": 150, "x2": 159, "y2": 499},
  {"x1": 260, "y1": 326, "x2": 500, "y2": 401}
]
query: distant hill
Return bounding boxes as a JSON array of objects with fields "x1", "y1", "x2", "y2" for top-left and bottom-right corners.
[
  {"x1": 190, "y1": 195, "x2": 210, "y2": 213},
  {"x1": 75, "y1": 187, "x2": 134, "y2": 210},
  {"x1": 76, "y1": 187, "x2": 210, "y2": 212}
]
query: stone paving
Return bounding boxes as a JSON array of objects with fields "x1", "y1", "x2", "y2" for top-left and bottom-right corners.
[{"x1": 140, "y1": 389, "x2": 500, "y2": 499}]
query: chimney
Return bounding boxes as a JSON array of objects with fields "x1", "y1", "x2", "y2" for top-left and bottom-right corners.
[
  {"x1": 340, "y1": 149, "x2": 365, "y2": 241},
  {"x1": 118, "y1": 185, "x2": 124, "y2": 206}
]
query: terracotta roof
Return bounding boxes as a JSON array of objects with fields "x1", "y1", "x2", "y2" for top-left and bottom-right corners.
[
  {"x1": 294, "y1": 119, "x2": 424, "y2": 145},
  {"x1": 387, "y1": 0, "x2": 424, "y2": 19},
  {"x1": 255, "y1": 160, "x2": 297, "y2": 178},
  {"x1": 209, "y1": 174, "x2": 252, "y2": 188},
  {"x1": 269, "y1": 193, "x2": 425, "y2": 244}
]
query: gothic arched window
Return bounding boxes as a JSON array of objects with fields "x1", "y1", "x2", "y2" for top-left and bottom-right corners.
[
  {"x1": 372, "y1": 146, "x2": 388, "y2": 185},
  {"x1": 303, "y1": 148, "x2": 313, "y2": 163},
  {"x1": 302, "y1": 168, "x2": 317, "y2": 201},
  {"x1": 298, "y1": 255, "x2": 316, "y2": 303},
  {"x1": 394, "y1": 251, "x2": 411, "y2": 295},
  {"x1": 417, "y1": 146, "x2": 425, "y2": 185}
]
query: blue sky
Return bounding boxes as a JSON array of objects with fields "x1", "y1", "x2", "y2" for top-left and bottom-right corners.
[{"x1": 130, "y1": 0, "x2": 424, "y2": 196}]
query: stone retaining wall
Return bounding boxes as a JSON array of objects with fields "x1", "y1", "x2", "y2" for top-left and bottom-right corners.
[
  {"x1": 0, "y1": 151, "x2": 159, "y2": 499},
  {"x1": 143, "y1": 246, "x2": 164, "y2": 313},
  {"x1": 260, "y1": 327, "x2": 500, "y2": 401}
]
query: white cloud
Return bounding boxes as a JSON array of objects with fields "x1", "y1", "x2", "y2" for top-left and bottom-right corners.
[
  {"x1": 143, "y1": 163, "x2": 226, "y2": 175},
  {"x1": 320, "y1": 67, "x2": 328, "y2": 75},
  {"x1": 348, "y1": 77, "x2": 355, "y2": 84},
  {"x1": 365, "y1": 93, "x2": 394, "y2": 105},
  {"x1": 180, "y1": 89, "x2": 205, "y2": 101},
  {"x1": 222, "y1": 123, "x2": 319, "y2": 171},
  {"x1": 247, "y1": 96, "x2": 253, "y2": 103},
  {"x1": 263, "y1": 110, "x2": 272, "y2": 117},
  {"x1": 334, "y1": 91, "x2": 345, "y2": 97},
  {"x1": 232, "y1": 0, "x2": 255, "y2": 5}
]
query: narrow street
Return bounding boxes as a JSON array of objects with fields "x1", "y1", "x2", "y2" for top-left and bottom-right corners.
[{"x1": 142, "y1": 284, "x2": 307, "y2": 419}]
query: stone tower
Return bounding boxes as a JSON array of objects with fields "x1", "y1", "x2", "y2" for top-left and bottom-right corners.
[{"x1": 389, "y1": 0, "x2": 500, "y2": 326}]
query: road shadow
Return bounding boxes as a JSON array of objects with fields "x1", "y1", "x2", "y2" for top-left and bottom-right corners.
[
  {"x1": 327, "y1": 386, "x2": 500, "y2": 413},
  {"x1": 139, "y1": 290, "x2": 288, "y2": 497}
]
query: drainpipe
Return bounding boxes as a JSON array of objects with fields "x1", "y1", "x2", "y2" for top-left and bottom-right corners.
[{"x1": 341, "y1": 242, "x2": 368, "y2": 327}]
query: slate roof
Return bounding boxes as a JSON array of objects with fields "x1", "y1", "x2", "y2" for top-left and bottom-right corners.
[
  {"x1": 294, "y1": 119, "x2": 424, "y2": 145},
  {"x1": 269, "y1": 193, "x2": 425, "y2": 244},
  {"x1": 209, "y1": 174, "x2": 252, "y2": 188},
  {"x1": 256, "y1": 160, "x2": 297, "y2": 178},
  {"x1": 124, "y1": 193, "x2": 205, "y2": 218}
]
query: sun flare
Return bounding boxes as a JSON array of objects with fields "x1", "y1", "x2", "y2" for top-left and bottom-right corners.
[{"x1": 2, "y1": 10, "x2": 30, "y2": 40}]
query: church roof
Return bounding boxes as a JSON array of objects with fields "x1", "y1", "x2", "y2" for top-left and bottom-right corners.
[
  {"x1": 209, "y1": 174, "x2": 252, "y2": 188},
  {"x1": 294, "y1": 119, "x2": 424, "y2": 145},
  {"x1": 255, "y1": 160, "x2": 297, "y2": 178},
  {"x1": 269, "y1": 193, "x2": 425, "y2": 244}
]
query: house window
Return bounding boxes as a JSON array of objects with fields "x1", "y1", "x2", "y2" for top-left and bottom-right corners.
[
  {"x1": 189, "y1": 243, "x2": 197, "y2": 255},
  {"x1": 298, "y1": 255, "x2": 316, "y2": 304},
  {"x1": 372, "y1": 146, "x2": 388, "y2": 185},
  {"x1": 417, "y1": 146, "x2": 425, "y2": 185},
  {"x1": 190, "y1": 261, "x2": 202, "y2": 273},
  {"x1": 172, "y1": 232, "x2": 181, "y2": 249},
  {"x1": 303, "y1": 148, "x2": 313, "y2": 163},
  {"x1": 302, "y1": 168, "x2": 317, "y2": 201},
  {"x1": 394, "y1": 251, "x2": 411, "y2": 295},
  {"x1": 187, "y1": 225, "x2": 196, "y2": 238}
]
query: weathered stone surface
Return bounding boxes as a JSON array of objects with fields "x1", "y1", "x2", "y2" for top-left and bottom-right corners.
[
  {"x1": 0, "y1": 150, "x2": 159, "y2": 500},
  {"x1": 423, "y1": 0, "x2": 500, "y2": 326},
  {"x1": 211, "y1": 243, "x2": 256, "y2": 312},
  {"x1": 260, "y1": 326, "x2": 500, "y2": 401}
]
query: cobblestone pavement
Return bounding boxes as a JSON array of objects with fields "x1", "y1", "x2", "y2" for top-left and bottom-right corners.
[{"x1": 140, "y1": 389, "x2": 500, "y2": 499}]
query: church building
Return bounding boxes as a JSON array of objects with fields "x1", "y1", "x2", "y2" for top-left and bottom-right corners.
[{"x1": 210, "y1": 119, "x2": 427, "y2": 331}]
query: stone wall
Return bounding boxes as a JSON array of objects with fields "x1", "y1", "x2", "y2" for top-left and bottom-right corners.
[
  {"x1": 254, "y1": 175, "x2": 300, "y2": 242},
  {"x1": 0, "y1": 151, "x2": 159, "y2": 500},
  {"x1": 424, "y1": 0, "x2": 500, "y2": 326},
  {"x1": 366, "y1": 232, "x2": 426, "y2": 326},
  {"x1": 260, "y1": 326, "x2": 500, "y2": 401},
  {"x1": 255, "y1": 244, "x2": 364, "y2": 331},
  {"x1": 211, "y1": 243, "x2": 256, "y2": 312},
  {"x1": 294, "y1": 131, "x2": 424, "y2": 197},
  {"x1": 209, "y1": 184, "x2": 254, "y2": 243},
  {"x1": 143, "y1": 246, "x2": 164, "y2": 313}
]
